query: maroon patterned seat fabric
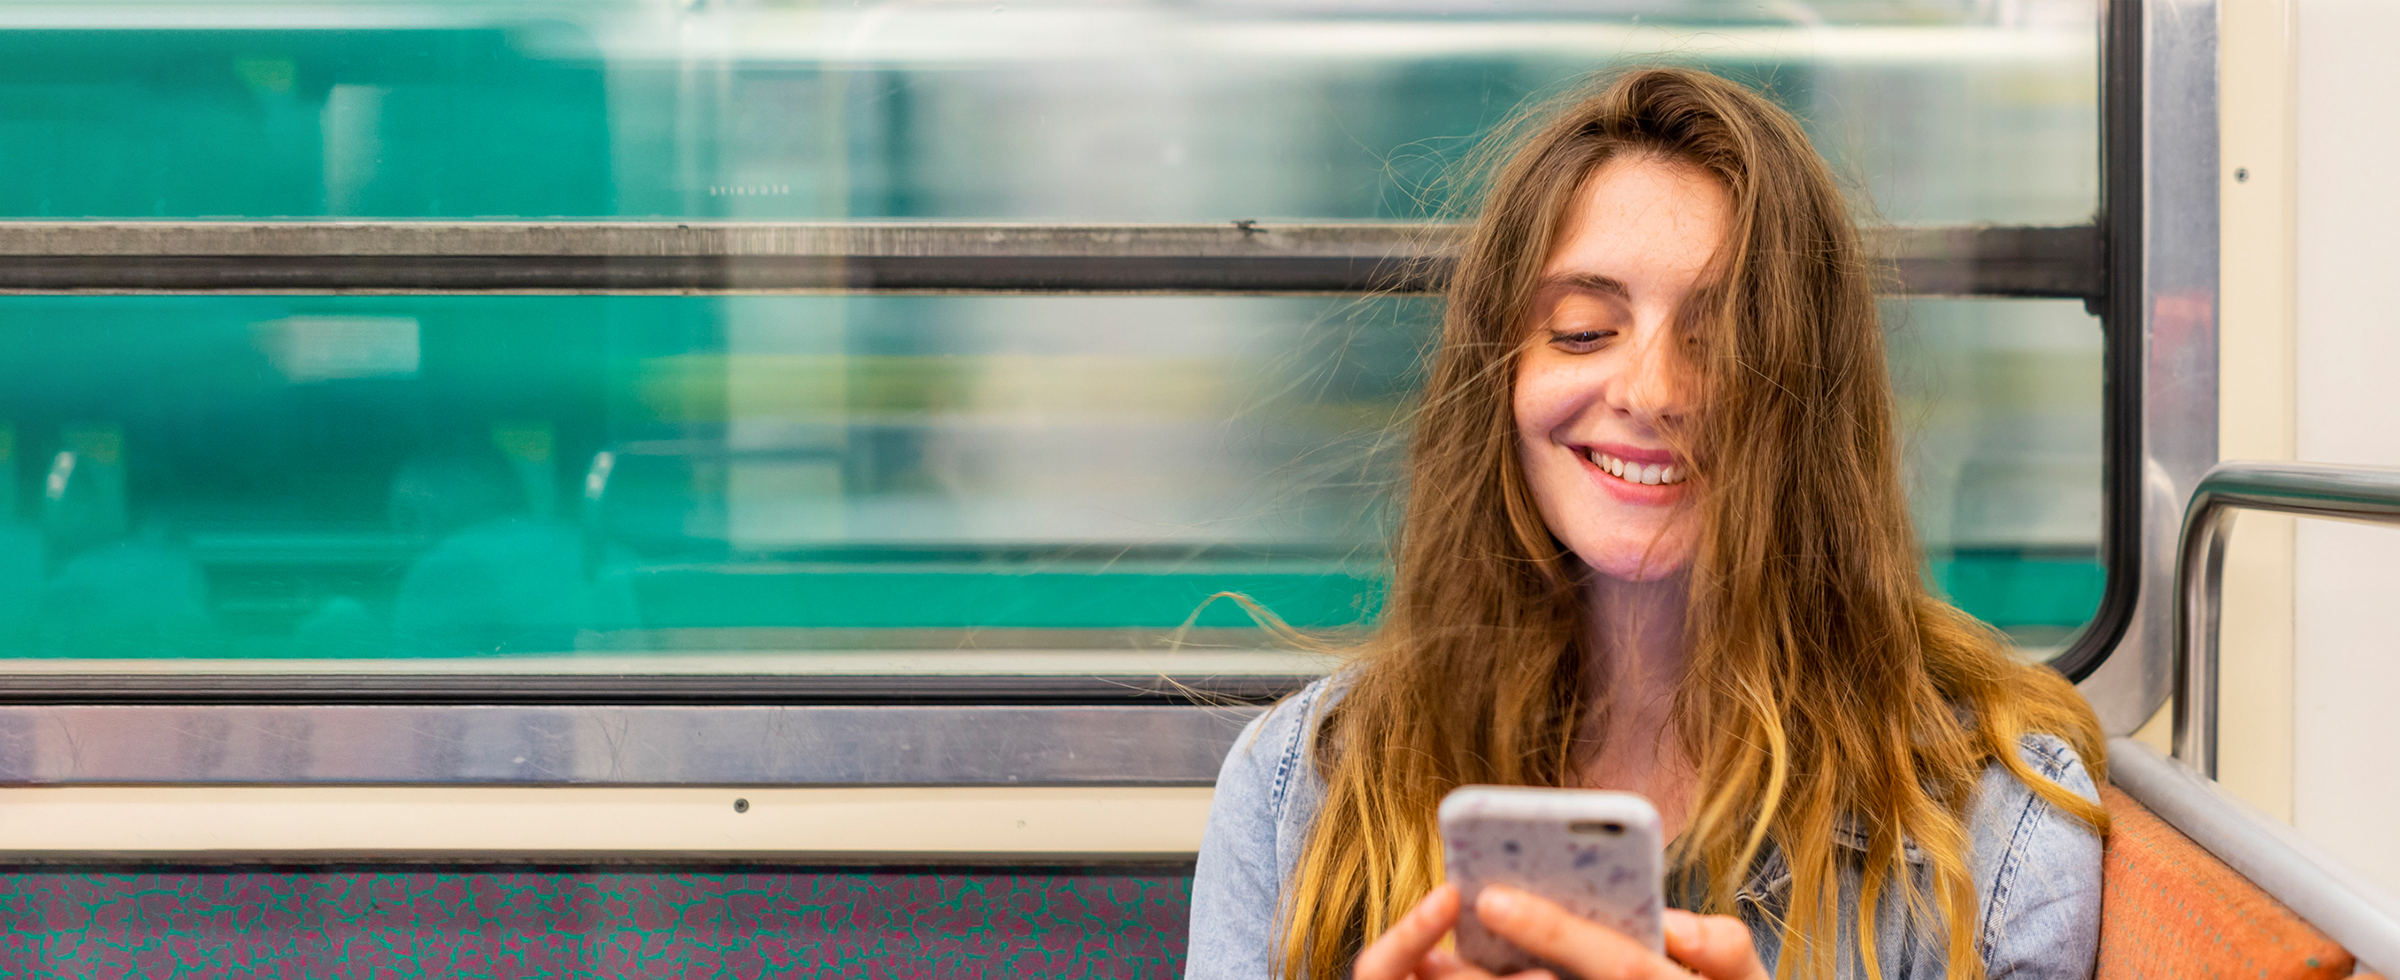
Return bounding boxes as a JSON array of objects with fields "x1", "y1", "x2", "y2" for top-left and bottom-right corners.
[{"x1": 0, "y1": 865, "x2": 1193, "y2": 978}]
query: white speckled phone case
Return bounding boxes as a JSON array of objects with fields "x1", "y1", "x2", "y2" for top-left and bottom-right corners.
[{"x1": 1438, "y1": 785, "x2": 1664, "y2": 976}]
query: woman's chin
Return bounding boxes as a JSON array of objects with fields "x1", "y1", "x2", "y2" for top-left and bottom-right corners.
[{"x1": 1572, "y1": 545, "x2": 1693, "y2": 583}]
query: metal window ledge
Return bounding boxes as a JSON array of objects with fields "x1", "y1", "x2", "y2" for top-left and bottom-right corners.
[
  {"x1": 0, "y1": 703, "x2": 1263, "y2": 787},
  {"x1": 0, "y1": 670, "x2": 1317, "y2": 706}
]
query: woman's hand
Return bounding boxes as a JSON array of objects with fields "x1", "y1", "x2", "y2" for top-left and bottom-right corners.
[{"x1": 1351, "y1": 883, "x2": 1769, "y2": 980}]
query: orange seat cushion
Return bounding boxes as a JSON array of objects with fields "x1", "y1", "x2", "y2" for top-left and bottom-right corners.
[{"x1": 2096, "y1": 782, "x2": 2353, "y2": 980}]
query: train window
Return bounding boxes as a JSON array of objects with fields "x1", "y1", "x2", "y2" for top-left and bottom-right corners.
[
  {"x1": 0, "y1": 5, "x2": 2094, "y2": 225},
  {"x1": 0, "y1": 1, "x2": 2110, "y2": 685},
  {"x1": 1892, "y1": 297, "x2": 2105, "y2": 656},
  {"x1": 0, "y1": 290, "x2": 2098, "y2": 670},
  {"x1": 0, "y1": 294, "x2": 1407, "y2": 670}
]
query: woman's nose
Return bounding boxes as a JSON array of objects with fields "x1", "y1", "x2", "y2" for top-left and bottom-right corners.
[{"x1": 1613, "y1": 327, "x2": 1695, "y2": 425}]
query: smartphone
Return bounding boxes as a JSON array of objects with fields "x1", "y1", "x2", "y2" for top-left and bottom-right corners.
[{"x1": 1438, "y1": 785, "x2": 1666, "y2": 976}]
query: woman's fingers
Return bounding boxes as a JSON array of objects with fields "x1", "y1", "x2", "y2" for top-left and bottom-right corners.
[
  {"x1": 1472, "y1": 886, "x2": 1660, "y2": 980},
  {"x1": 1353, "y1": 883, "x2": 1465, "y2": 980},
  {"x1": 1413, "y1": 947, "x2": 1539, "y2": 980},
  {"x1": 1661, "y1": 909, "x2": 1770, "y2": 980},
  {"x1": 1475, "y1": 886, "x2": 1766, "y2": 980},
  {"x1": 1371, "y1": 884, "x2": 1768, "y2": 980}
]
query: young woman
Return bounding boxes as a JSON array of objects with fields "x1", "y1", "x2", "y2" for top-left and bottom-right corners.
[{"x1": 1188, "y1": 68, "x2": 2109, "y2": 980}]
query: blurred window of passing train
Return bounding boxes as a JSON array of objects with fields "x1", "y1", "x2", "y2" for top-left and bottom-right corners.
[{"x1": 0, "y1": 1, "x2": 2103, "y2": 670}]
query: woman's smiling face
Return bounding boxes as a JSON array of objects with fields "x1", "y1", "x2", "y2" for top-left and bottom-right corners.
[{"x1": 1513, "y1": 152, "x2": 1728, "y2": 582}]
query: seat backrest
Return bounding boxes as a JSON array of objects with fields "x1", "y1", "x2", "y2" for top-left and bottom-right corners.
[{"x1": 2097, "y1": 782, "x2": 2353, "y2": 980}]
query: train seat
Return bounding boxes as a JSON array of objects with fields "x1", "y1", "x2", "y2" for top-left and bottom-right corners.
[{"x1": 2097, "y1": 782, "x2": 2353, "y2": 980}]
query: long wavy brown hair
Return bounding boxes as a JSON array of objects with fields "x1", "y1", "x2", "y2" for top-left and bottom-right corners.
[{"x1": 1277, "y1": 67, "x2": 2108, "y2": 980}]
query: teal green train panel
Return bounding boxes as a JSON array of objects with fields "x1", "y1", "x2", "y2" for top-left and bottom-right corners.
[
  {"x1": 1930, "y1": 552, "x2": 2107, "y2": 641},
  {"x1": 0, "y1": 865, "x2": 1193, "y2": 978}
]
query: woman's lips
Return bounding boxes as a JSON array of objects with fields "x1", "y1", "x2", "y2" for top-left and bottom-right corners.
[
  {"x1": 1584, "y1": 447, "x2": 1685, "y2": 486},
  {"x1": 1575, "y1": 444, "x2": 1689, "y2": 503}
]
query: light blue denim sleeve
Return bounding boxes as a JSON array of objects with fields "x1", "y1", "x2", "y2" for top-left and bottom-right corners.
[
  {"x1": 1188, "y1": 680, "x2": 1327, "y2": 980},
  {"x1": 1973, "y1": 734, "x2": 2105, "y2": 980}
]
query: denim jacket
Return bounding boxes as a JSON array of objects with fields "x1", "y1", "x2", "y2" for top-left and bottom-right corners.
[{"x1": 1187, "y1": 678, "x2": 2104, "y2": 979}]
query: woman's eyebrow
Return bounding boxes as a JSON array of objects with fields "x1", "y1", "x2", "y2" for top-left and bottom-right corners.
[{"x1": 1534, "y1": 272, "x2": 1630, "y2": 299}]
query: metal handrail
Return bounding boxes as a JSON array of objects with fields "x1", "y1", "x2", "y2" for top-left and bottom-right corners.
[
  {"x1": 2158, "y1": 459, "x2": 2400, "y2": 974},
  {"x1": 2174, "y1": 461, "x2": 2400, "y2": 775}
]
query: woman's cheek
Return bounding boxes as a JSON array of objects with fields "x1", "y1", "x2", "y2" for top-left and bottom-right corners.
[{"x1": 1512, "y1": 357, "x2": 1585, "y2": 434}]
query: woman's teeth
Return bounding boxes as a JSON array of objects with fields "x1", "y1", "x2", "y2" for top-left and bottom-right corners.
[{"x1": 1585, "y1": 449, "x2": 1685, "y2": 486}]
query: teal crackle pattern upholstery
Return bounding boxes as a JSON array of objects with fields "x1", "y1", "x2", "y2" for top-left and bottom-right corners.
[{"x1": 0, "y1": 865, "x2": 1193, "y2": 978}]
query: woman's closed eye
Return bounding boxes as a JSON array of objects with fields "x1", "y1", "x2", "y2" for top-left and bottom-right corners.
[
  {"x1": 1547, "y1": 329, "x2": 1614, "y2": 353},
  {"x1": 1535, "y1": 286, "x2": 1627, "y2": 353}
]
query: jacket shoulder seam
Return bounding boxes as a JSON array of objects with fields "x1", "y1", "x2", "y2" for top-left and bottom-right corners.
[
  {"x1": 1266, "y1": 679, "x2": 1327, "y2": 818},
  {"x1": 2014, "y1": 732, "x2": 2076, "y2": 782},
  {"x1": 1976, "y1": 758, "x2": 2065, "y2": 960}
]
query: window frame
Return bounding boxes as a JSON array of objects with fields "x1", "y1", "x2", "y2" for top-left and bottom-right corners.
[{"x1": 0, "y1": 0, "x2": 2216, "y2": 785}]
